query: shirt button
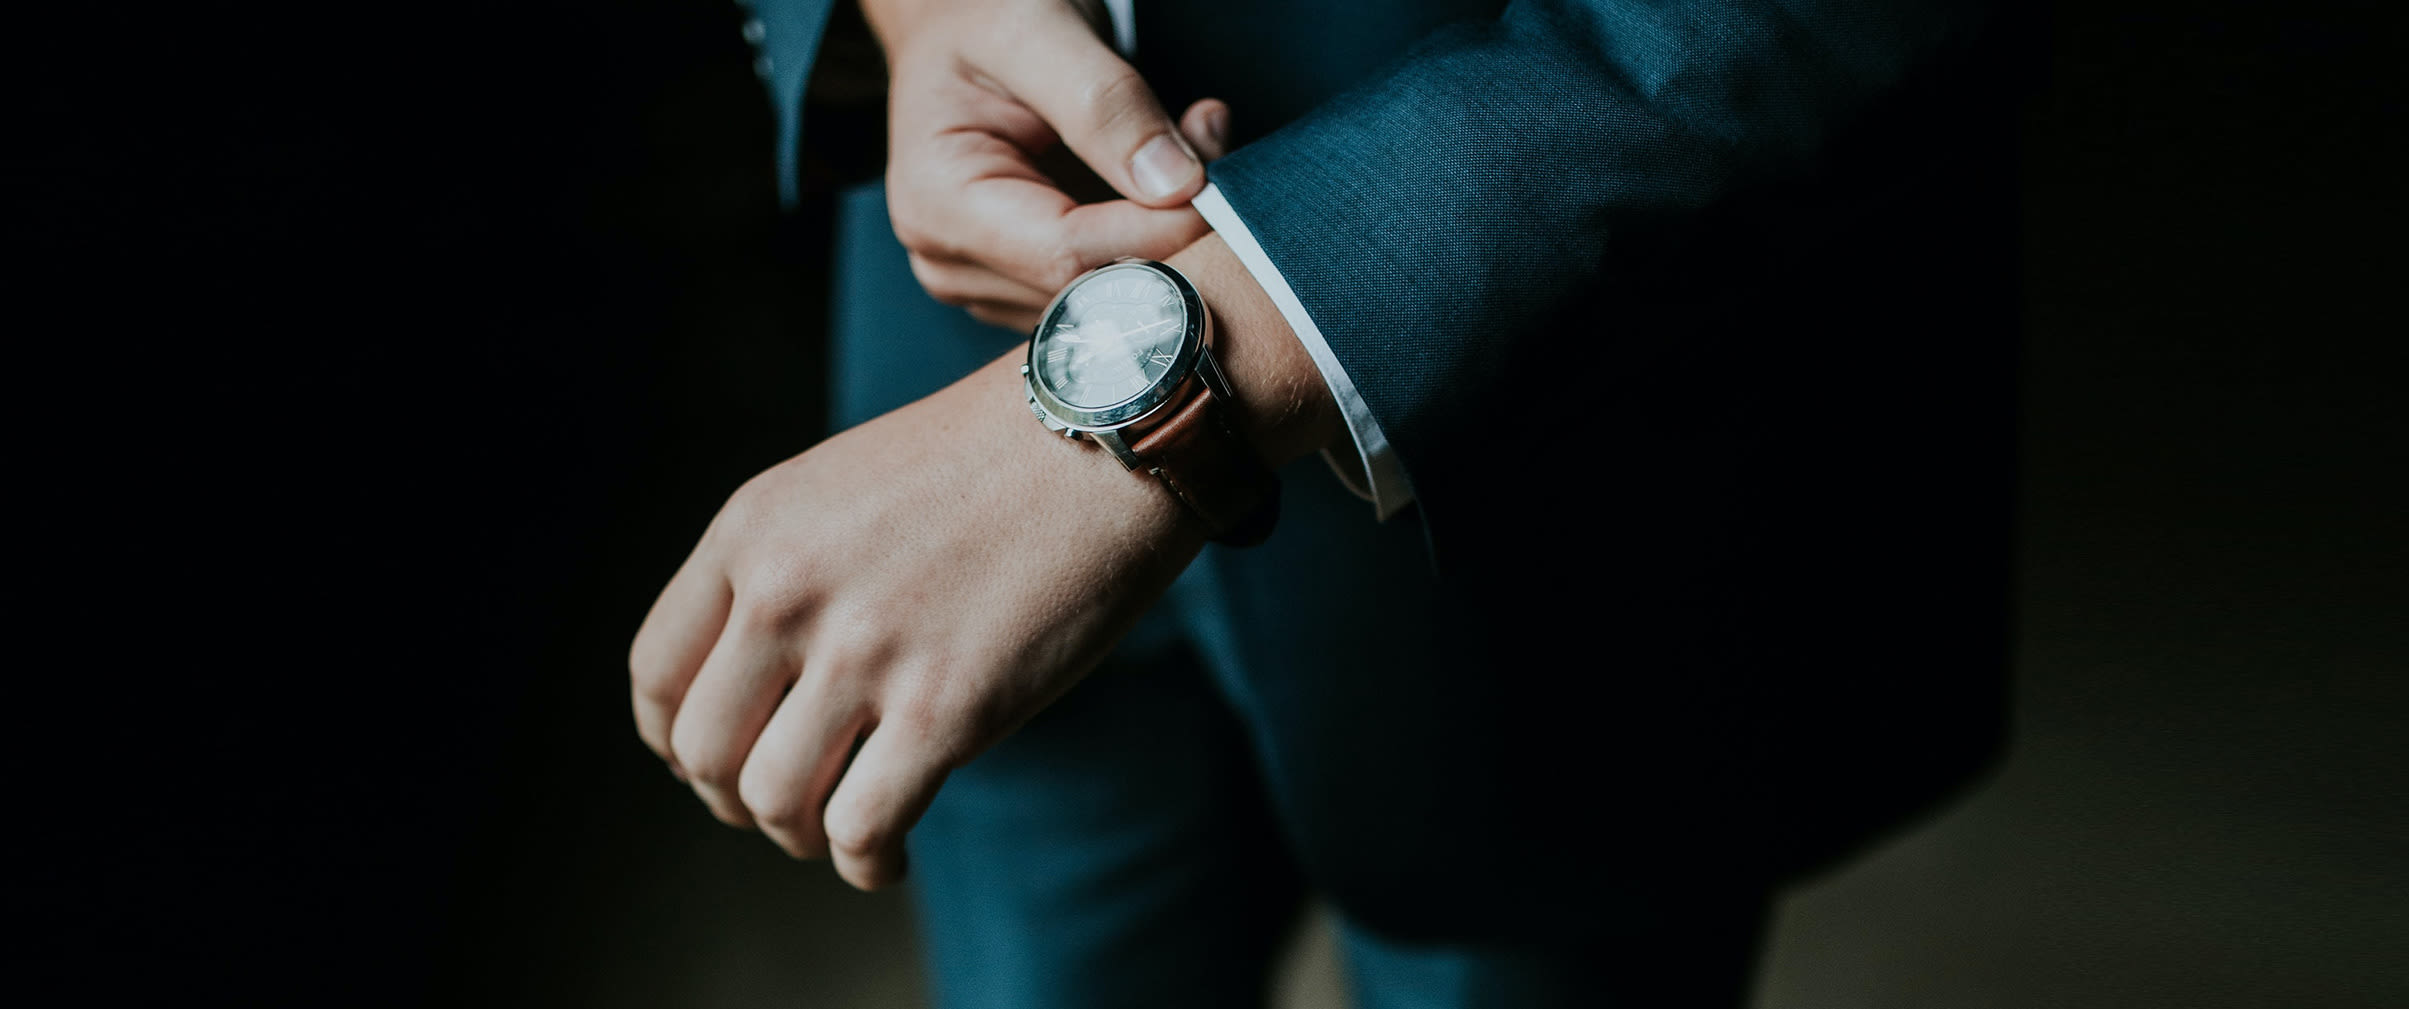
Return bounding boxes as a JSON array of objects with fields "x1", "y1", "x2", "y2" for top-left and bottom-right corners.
[
  {"x1": 742, "y1": 18, "x2": 765, "y2": 44},
  {"x1": 754, "y1": 54, "x2": 775, "y2": 77}
]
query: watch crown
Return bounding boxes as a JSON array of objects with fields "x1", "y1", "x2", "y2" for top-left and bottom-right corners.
[{"x1": 1019, "y1": 364, "x2": 1030, "y2": 376}]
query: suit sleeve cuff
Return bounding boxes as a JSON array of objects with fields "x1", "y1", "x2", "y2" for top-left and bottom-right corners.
[{"x1": 1193, "y1": 184, "x2": 1416, "y2": 521}]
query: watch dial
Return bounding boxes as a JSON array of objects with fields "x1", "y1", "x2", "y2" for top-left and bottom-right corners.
[{"x1": 1035, "y1": 266, "x2": 1187, "y2": 410}]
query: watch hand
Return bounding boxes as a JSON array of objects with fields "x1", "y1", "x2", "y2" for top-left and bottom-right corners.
[{"x1": 1113, "y1": 317, "x2": 1176, "y2": 341}]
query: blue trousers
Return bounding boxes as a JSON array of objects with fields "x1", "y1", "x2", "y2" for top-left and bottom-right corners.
[{"x1": 829, "y1": 183, "x2": 1771, "y2": 1008}]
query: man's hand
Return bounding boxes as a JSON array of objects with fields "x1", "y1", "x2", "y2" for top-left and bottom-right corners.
[
  {"x1": 629, "y1": 350, "x2": 1201, "y2": 890},
  {"x1": 630, "y1": 234, "x2": 1337, "y2": 890},
  {"x1": 866, "y1": 0, "x2": 1231, "y2": 331}
]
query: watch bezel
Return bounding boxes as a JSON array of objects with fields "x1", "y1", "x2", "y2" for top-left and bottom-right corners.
[{"x1": 1025, "y1": 260, "x2": 1209, "y2": 432}]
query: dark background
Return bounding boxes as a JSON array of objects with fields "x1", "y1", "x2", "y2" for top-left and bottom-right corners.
[{"x1": 14, "y1": 1, "x2": 2402, "y2": 1005}]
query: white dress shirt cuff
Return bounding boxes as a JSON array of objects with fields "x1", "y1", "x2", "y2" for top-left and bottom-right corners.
[{"x1": 1193, "y1": 184, "x2": 1416, "y2": 520}]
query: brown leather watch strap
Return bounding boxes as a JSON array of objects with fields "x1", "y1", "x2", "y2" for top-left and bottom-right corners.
[{"x1": 1127, "y1": 387, "x2": 1281, "y2": 546}]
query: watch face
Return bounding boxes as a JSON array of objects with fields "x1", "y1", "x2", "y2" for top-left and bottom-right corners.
[{"x1": 1033, "y1": 264, "x2": 1190, "y2": 411}]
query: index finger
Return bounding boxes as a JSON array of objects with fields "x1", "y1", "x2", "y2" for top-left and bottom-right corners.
[
  {"x1": 951, "y1": 174, "x2": 1210, "y2": 292},
  {"x1": 629, "y1": 551, "x2": 732, "y2": 770}
]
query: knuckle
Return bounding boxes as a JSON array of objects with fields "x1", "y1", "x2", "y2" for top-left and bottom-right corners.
[
  {"x1": 885, "y1": 189, "x2": 965, "y2": 261},
  {"x1": 823, "y1": 811, "x2": 887, "y2": 861},
  {"x1": 764, "y1": 832, "x2": 818, "y2": 861},
  {"x1": 838, "y1": 855, "x2": 895, "y2": 891},
  {"x1": 1030, "y1": 246, "x2": 1087, "y2": 292},
  {"x1": 670, "y1": 735, "x2": 736, "y2": 788},
  {"x1": 737, "y1": 767, "x2": 805, "y2": 829},
  {"x1": 1079, "y1": 67, "x2": 1155, "y2": 141},
  {"x1": 712, "y1": 474, "x2": 772, "y2": 540},
  {"x1": 689, "y1": 758, "x2": 740, "y2": 790},
  {"x1": 888, "y1": 209, "x2": 934, "y2": 255},
  {"x1": 626, "y1": 632, "x2": 659, "y2": 682},
  {"x1": 907, "y1": 257, "x2": 968, "y2": 306},
  {"x1": 630, "y1": 665, "x2": 681, "y2": 708},
  {"x1": 631, "y1": 715, "x2": 666, "y2": 755},
  {"x1": 735, "y1": 556, "x2": 815, "y2": 622}
]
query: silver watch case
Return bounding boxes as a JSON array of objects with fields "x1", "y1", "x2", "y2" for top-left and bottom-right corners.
[{"x1": 1021, "y1": 259, "x2": 1231, "y2": 471}]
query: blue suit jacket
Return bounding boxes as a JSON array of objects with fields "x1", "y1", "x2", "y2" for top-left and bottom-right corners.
[{"x1": 748, "y1": 0, "x2": 2027, "y2": 936}]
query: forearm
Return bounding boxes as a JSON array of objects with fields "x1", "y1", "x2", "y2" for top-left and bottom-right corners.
[{"x1": 1206, "y1": 0, "x2": 2001, "y2": 467}]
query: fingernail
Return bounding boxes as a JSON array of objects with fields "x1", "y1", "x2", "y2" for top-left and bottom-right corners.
[
  {"x1": 1205, "y1": 107, "x2": 1229, "y2": 149},
  {"x1": 1131, "y1": 134, "x2": 1200, "y2": 200}
]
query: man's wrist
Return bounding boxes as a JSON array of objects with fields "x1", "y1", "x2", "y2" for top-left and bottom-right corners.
[
  {"x1": 1164, "y1": 233, "x2": 1342, "y2": 469},
  {"x1": 978, "y1": 350, "x2": 1199, "y2": 550}
]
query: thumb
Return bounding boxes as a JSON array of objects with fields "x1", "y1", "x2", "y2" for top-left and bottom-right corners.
[{"x1": 981, "y1": 11, "x2": 1202, "y2": 207}]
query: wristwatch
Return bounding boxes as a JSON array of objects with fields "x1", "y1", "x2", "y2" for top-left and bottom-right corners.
[{"x1": 1022, "y1": 259, "x2": 1280, "y2": 546}]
